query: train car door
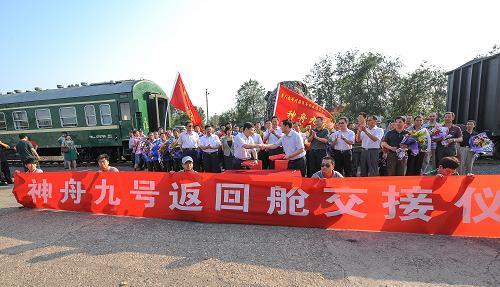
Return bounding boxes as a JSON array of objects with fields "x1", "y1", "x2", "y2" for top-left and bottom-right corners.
[{"x1": 118, "y1": 101, "x2": 132, "y2": 138}]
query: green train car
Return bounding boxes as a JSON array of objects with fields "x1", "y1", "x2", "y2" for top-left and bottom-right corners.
[{"x1": 0, "y1": 79, "x2": 169, "y2": 161}]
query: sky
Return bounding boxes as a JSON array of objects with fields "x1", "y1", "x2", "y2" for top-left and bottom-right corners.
[{"x1": 1, "y1": 0, "x2": 499, "y2": 118}]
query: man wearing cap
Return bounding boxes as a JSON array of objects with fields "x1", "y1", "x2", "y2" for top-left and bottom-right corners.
[
  {"x1": 176, "y1": 121, "x2": 200, "y2": 171},
  {"x1": 178, "y1": 156, "x2": 196, "y2": 172},
  {"x1": 233, "y1": 122, "x2": 264, "y2": 170},
  {"x1": 263, "y1": 119, "x2": 307, "y2": 176}
]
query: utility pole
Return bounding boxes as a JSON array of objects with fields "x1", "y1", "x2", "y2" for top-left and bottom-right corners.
[{"x1": 205, "y1": 89, "x2": 209, "y2": 124}]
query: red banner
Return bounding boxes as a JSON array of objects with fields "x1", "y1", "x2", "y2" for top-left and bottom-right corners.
[
  {"x1": 274, "y1": 84, "x2": 333, "y2": 126},
  {"x1": 12, "y1": 172, "x2": 500, "y2": 238},
  {"x1": 169, "y1": 73, "x2": 202, "y2": 126}
]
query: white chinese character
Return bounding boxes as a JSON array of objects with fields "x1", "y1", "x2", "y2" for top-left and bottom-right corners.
[
  {"x1": 267, "y1": 186, "x2": 309, "y2": 216},
  {"x1": 455, "y1": 187, "x2": 500, "y2": 223},
  {"x1": 94, "y1": 179, "x2": 120, "y2": 206},
  {"x1": 399, "y1": 186, "x2": 434, "y2": 222},
  {"x1": 60, "y1": 178, "x2": 86, "y2": 204},
  {"x1": 215, "y1": 183, "x2": 249, "y2": 212},
  {"x1": 169, "y1": 182, "x2": 202, "y2": 211},
  {"x1": 27, "y1": 179, "x2": 52, "y2": 204},
  {"x1": 130, "y1": 180, "x2": 159, "y2": 208},
  {"x1": 324, "y1": 187, "x2": 367, "y2": 218},
  {"x1": 382, "y1": 185, "x2": 399, "y2": 219}
]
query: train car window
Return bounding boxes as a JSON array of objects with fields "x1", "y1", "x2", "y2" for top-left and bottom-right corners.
[
  {"x1": 0, "y1": 113, "x2": 6, "y2": 130},
  {"x1": 12, "y1": 111, "x2": 29, "y2": 130},
  {"x1": 84, "y1": 105, "x2": 97, "y2": 126},
  {"x1": 99, "y1": 104, "x2": 112, "y2": 125},
  {"x1": 120, "y1": 102, "x2": 131, "y2": 121},
  {"x1": 59, "y1": 107, "x2": 78, "y2": 127},
  {"x1": 35, "y1": 109, "x2": 52, "y2": 128}
]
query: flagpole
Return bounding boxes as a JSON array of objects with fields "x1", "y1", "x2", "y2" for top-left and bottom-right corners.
[
  {"x1": 272, "y1": 83, "x2": 281, "y2": 118},
  {"x1": 205, "y1": 89, "x2": 209, "y2": 124},
  {"x1": 165, "y1": 72, "x2": 180, "y2": 128}
]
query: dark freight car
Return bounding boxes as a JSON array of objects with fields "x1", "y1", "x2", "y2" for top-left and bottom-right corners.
[{"x1": 446, "y1": 53, "x2": 500, "y2": 157}]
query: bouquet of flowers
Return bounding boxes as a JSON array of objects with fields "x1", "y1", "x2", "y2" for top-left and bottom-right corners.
[
  {"x1": 469, "y1": 132, "x2": 494, "y2": 158},
  {"x1": 430, "y1": 126, "x2": 448, "y2": 141},
  {"x1": 407, "y1": 129, "x2": 428, "y2": 152},
  {"x1": 397, "y1": 136, "x2": 419, "y2": 160}
]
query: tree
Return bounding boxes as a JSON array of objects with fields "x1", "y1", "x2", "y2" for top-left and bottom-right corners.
[
  {"x1": 218, "y1": 109, "x2": 237, "y2": 126},
  {"x1": 475, "y1": 44, "x2": 500, "y2": 59},
  {"x1": 389, "y1": 63, "x2": 447, "y2": 119},
  {"x1": 170, "y1": 106, "x2": 205, "y2": 127},
  {"x1": 234, "y1": 79, "x2": 266, "y2": 124},
  {"x1": 331, "y1": 50, "x2": 402, "y2": 120},
  {"x1": 304, "y1": 55, "x2": 337, "y2": 110},
  {"x1": 304, "y1": 50, "x2": 447, "y2": 122}
]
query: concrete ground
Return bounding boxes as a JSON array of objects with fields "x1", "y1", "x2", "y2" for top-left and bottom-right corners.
[
  {"x1": 1, "y1": 161, "x2": 499, "y2": 286},
  {"x1": 1, "y1": 184, "x2": 499, "y2": 287}
]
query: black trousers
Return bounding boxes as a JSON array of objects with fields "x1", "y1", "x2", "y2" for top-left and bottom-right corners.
[
  {"x1": 333, "y1": 149, "x2": 352, "y2": 177},
  {"x1": 435, "y1": 144, "x2": 457, "y2": 169},
  {"x1": 146, "y1": 161, "x2": 161, "y2": 172},
  {"x1": 173, "y1": 158, "x2": 182, "y2": 172},
  {"x1": 267, "y1": 146, "x2": 284, "y2": 169},
  {"x1": 406, "y1": 152, "x2": 425, "y2": 175},
  {"x1": 232, "y1": 158, "x2": 247, "y2": 170},
  {"x1": 224, "y1": 155, "x2": 234, "y2": 170},
  {"x1": 202, "y1": 152, "x2": 221, "y2": 173},
  {"x1": 288, "y1": 157, "x2": 306, "y2": 177},
  {"x1": 162, "y1": 159, "x2": 174, "y2": 172},
  {"x1": 351, "y1": 148, "x2": 361, "y2": 176},
  {"x1": 182, "y1": 149, "x2": 200, "y2": 171},
  {"x1": 308, "y1": 149, "x2": 327, "y2": 177},
  {"x1": 1, "y1": 161, "x2": 13, "y2": 184},
  {"x1": 258, "y1": 150, "x2": 269, "y2": 170}
]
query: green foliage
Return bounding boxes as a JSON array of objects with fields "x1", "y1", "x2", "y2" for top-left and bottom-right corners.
[
  {"x1": 170, "y1": 106, "x2": 205, "y2": 127},
  {"x1": 304, "y1": 50, "x2": 447, "y2": 121},
  {"x1": 218, "y1": 109, "x2": 237, "y2": 126},
  {"x1": 389, "y1": 63, "x2": 447, "y2": 119},
  {"x1": 234, "y1": 79, "x2": 266, "y2": 124},
  {"x1": 304, "y1": 55, "x2": 337, "y2": 109}
]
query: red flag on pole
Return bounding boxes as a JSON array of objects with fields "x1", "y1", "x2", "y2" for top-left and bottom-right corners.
[
  {"x1": 169, "y1": 73, "x2": 202, "y2": 126},
  {"x1": 273, "y1": 84, "x2": 332, "y2": 126}
]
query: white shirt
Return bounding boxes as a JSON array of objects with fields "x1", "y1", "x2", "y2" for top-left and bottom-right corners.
[
  {"x1": 276, "y1": 130, "x2": 306, "y2": 160},
  {"x1": 252, "y1": 133, "x2": 263, "y2": 151},
  {"x1": 264, "y1": 127, "x2": 283, "y2": 145},
  {"x1": 360, "y1": 126, "x2": 384, "y2": 149},
  {"x1": 330, "y1": 129, "x2": 355, "y2": 151},
  {"x1": 179, "y1": 131, "x2": 199, "y2": 148},
  {"x1": 233, "y1": 133, "x2": 255, "y2": 160},
  {"x1": 199, "y1": 133, "x2": 222, "y2": 153}
]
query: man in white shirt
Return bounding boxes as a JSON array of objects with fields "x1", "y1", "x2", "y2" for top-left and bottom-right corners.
[
  {"x1": 356, "y1": 115, "x2": 384, "y2": 176},
  {"x1": 264, "y1": 119, "x2": 307, "y2": 176},
  {"x1": 330, "y1": 116, "x2": 355, "y2": 177},
  {"x1": 233, "y1": 122, "x2": 265, "y2": 170},
  {"x1": 199, "y1": 125, "x2": 222, "y2": 173},
  {"x1": 293, "y1": 121, "x2": 307, "y2": 143},
  {"x1": 263, "y1": 116, "x2": 283, "y2": 169},
  {"x1": 176, "y1": 121, "x2": 200, "y2": 171}
]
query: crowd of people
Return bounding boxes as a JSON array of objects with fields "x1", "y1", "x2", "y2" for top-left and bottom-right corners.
[
  {"x1": 0, "y1": 110, "x2": 481, "y2": 185},
  {"x1": 127, "y1": 111, "x2": 477, "y2": 178}
]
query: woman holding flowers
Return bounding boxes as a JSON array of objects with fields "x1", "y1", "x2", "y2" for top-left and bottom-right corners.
[
  {"x1": 459, "y1": 120, "x2": 478, "y2": 175},
  {"x1": 406, "y1": 115, "x2": 431, "y2": 175}
]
